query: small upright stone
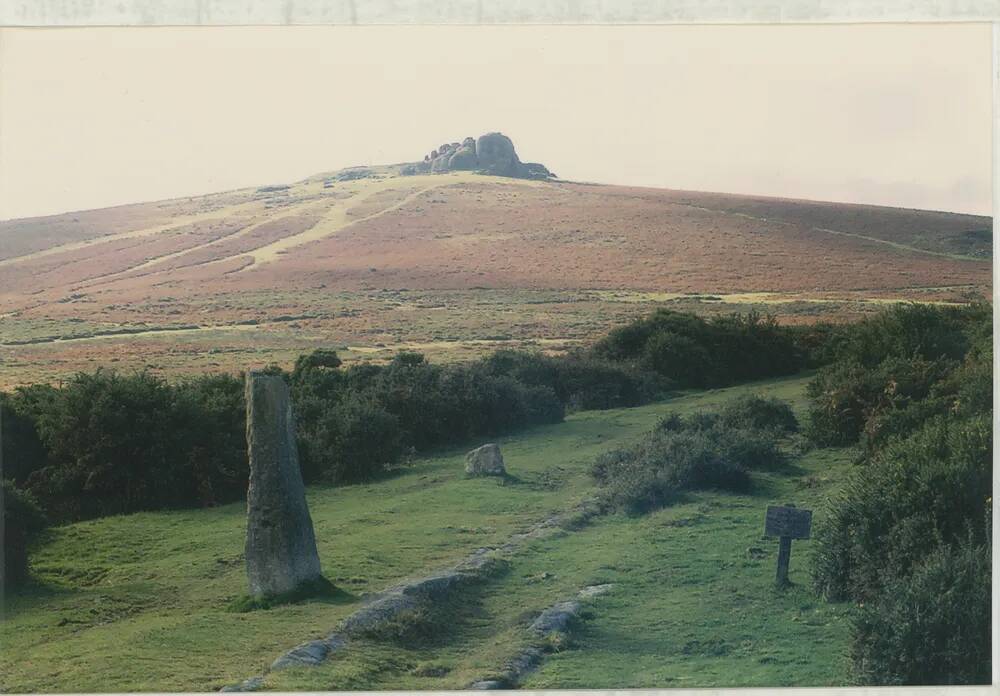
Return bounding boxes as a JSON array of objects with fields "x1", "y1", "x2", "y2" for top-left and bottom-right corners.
[
  {"x1": 244, "y1": 372, "x2": 322, "y2": 597},
  {"x1": 465, "y1": 443, "x2": 506, "y2": 477}
]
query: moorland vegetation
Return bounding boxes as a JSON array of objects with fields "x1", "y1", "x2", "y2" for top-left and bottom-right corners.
[
  {"x1": 584, "y1": 302, "x2": 991, "y2": 685},
  {"x1": 1, "y1": 303, "x2": 991, "y2": 686},
  {"x1": 1, "y1": 310, "x2": 813, "y2": 534}
]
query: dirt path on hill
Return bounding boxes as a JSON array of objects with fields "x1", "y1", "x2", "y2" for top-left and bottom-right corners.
[
  {"x1": 232, "y1": 182, "x2": 445, "y2": 273},
  {"x1": 75, "y1": 200, "x2": 336, "y2": 287},
  {"x1": 0, "y1": 200, "x2": 268, "y2": 269}
]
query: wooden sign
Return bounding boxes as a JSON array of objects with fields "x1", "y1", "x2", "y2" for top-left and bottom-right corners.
[
  {"x1": 765, "y1": 505, "x2": 812, "y2": 539},
  {"x1": 763, "y1": 504, "x2": 813, "y2": 587}
]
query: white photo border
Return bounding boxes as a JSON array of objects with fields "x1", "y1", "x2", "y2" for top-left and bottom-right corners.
[{"x1": 0, "y1": 1, "x2": 995, "y2": 694}]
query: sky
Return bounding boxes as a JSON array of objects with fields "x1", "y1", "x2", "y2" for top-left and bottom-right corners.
[{"x1": 0, "y1": 24, "x2": 991, "y2": 220}]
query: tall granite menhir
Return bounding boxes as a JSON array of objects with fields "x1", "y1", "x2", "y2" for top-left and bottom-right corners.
[{"x1": 244, "y1": 372, "x2": 322, "y2": 597}]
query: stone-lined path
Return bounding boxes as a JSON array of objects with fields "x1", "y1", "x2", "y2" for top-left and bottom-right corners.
[{"x1": 220, "y1": 500, "x2": 599, "y2": 692}]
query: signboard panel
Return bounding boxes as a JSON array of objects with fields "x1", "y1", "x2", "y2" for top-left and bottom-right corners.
[{"x1": 764, "y1": 505, "x2": 812, "y2": 539}]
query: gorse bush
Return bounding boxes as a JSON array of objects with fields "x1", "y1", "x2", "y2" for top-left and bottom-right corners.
[
  {"x1": 296, "y1": 392, "x2": 407, "y2": 485},
  {"x1": 1, "y1": 479, "x2": 48, "y2": 589},
  {"x1": 591, "y1": 429, "x2": 749, "y2": 514},
  {"x1": 804, "y1": 303, "x2": 988, "y2": 448},
  {"x1": 592, "y1": 309, "x2": 809, "y2": 388},
  {"x1": 805, "y1": 356, "x2": 952, "y2": 448},
  {"x1": 291, "y1": 351, "x2": 565, "y2": 484},
  {"x1": 717, "y1": 393, "x2": 799, "y2": 434},
  {"x1": 0, "y1": 390, "x2": 50, "y2": 486},
  {"x1": 592, "y1": 402, "x2": 791, "y2": 514},
  {"x1": 812, "y1": 302, "x2": 978, "y2": 368},
  {"x1": 4, "y1": 344, "x2": 650, "y2": 523},
  {"x1": 2, "y1": 347, "x2": 651, "y2": 523},
  {"x1": 811, "y1": 414, "x2": 991, "y2": 603},
  {"x1": 4, "y1": 371, "x2": 247, "y2": 522},
  {"x1": 480, "y1": 350, "x2": 667, "y2": 411},
  {"x1": 173, "y1": 374, "x2": 250, "y2": 507},
  {"x1": 806, "y1": 303, "x2": 992, "y2": 685},
  {"x1": 850, "y1": 535, "x2": 991, "y2": 686}
]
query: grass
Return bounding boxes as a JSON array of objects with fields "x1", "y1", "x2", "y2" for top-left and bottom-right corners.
[
  {"x1": 1, "y1": 374, "x2": 855, "y2": 691},
  {"x1": 2, "y1": 281, "x2": 986, "y2": 389},
  {"x1": 227, "y1": 577, "x2": 348, "y2": 613}
]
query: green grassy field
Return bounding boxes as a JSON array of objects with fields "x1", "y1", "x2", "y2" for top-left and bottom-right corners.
[{"x1": 1, "y1": 374, "x2": 856, "y2": 692}]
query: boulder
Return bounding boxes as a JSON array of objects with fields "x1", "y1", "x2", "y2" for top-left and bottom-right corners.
[
  {"x1": 522, "y1": 162, "x2": 554, "y2": 179},
  {"x1": 244, "y1": 372, "x2": 322, "y2": 597},
  {"x1": 530, "y1": 600, "x2": 582, "y2": 634},
  {"x1": 465, "y1": 443, "x2": 506, "y2": 476},
  {"x1": 448, "y1": 144, "x2": 479, "y2": 170},
  {"x1": 334, "y1": 168, "x2": 373, "y2": 182},
  {"x1": 475, "y1": 132, "x2": 521, "y2": 176},
  {"x1": 407, "y1": 132, "x2": 552, "y2": 180}
]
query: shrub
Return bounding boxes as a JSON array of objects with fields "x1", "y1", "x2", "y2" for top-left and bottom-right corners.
[
  {"x1": 805, "y1": 303, "x2": 989, "y2": 449},
  {"x1": 2, "y1": 479, "x2": 48, "y2": 589},
  {"x1": 716, "y1": 427, "x2": 787, "y2": 471},
  {"x1": 811, "y1": 414, "x2": 991, "y2": 603},
  {"x1": 592, "y1": 404, "x2": 790, "y2": 514},
  {"x1": 592, "y1": 309, "x2": 806, "y2": 388},
  {"x1": 0, "y1": 388, "x2": 52, "y2": 486},
  {"x1": 591, "y1": 443, "x2": 680, "y2": 514},
  {"x1": 519, "y1": 384, "x2": 566, "y2": 425},
  {"x1": 592, "y1": 428, "x2": 754, "y2": 514},
  {"x1": 172, "y1": 374, "x2": 248, "y2": 506},
  {"x1": 293, "y1": 349, "x2": 342, "y2": 373},
  {"x1": 922, "y1": 333, "x2": 993, "y2": 425},
  {"x1": 805, "y1": 356, "x2": 952, "y2": 447},
  {"x1": 17, "y1": 370, "x2": 248, "y2": 522},
  {"x1": 815, "y1": 303, "x2": 978, "y2": 368},
  {"x1": 850, "y1": 536, "x2": 991, "y2": 685},
  {"x1": 678, "y1": 411, "x2": 721, "y2": 432},
  {"x1": 291, "y1": 352, "x2": 565, "y2": 485},
  {"x1": 480, "y1": 350, "x2": 664, "y2": 411},
  {"x1": 718, "y1": 393, "x2": 798, "y2": 433},
  {"x1": 25, "y1": 370, "x2": 185, "y2": 520},
  {"x1": 663, "y1": 430, "x2": 754, "y2": 492},
  {"x1": 804, "y1": 361, "x2": 874, "y2": 446},
  {"x1": 805, "y1": 304, "x2": 992, "y2": 685},
  {"x1": 640, "y1": 331, "x2": 713, "y2": 387},
  {"x1": 297, "y1": 396, "x2": 405, "y2": 485}
]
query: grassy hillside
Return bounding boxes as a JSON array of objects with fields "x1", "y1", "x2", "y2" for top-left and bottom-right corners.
[
  {"x1": 0, "y1": 169, "x2": 989, "y2": 389},
  {"x1": 2, "y1": 374, "x2": 854, "y2": 691}
]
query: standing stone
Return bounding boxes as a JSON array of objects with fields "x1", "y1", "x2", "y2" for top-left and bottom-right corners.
[
  {"x1": 244, "y1": 372, "x2": 322, "y2": 597},
  {"x1": 465, "y1": 443, "x2": 506, "y2": 476}
]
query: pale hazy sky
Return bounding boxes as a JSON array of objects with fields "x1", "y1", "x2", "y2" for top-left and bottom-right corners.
[{"x1": 0, "y1": 24, "x2": 991, "y2": 220}]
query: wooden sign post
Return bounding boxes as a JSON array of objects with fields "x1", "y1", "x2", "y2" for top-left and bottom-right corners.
[{"x1": 764, "y1": 504, "x2": 812, "y2": 587}]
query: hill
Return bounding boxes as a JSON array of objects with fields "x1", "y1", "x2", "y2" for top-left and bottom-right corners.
[{"x1": 0, "y1": 164, "x2": 990, "y2": 387}]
